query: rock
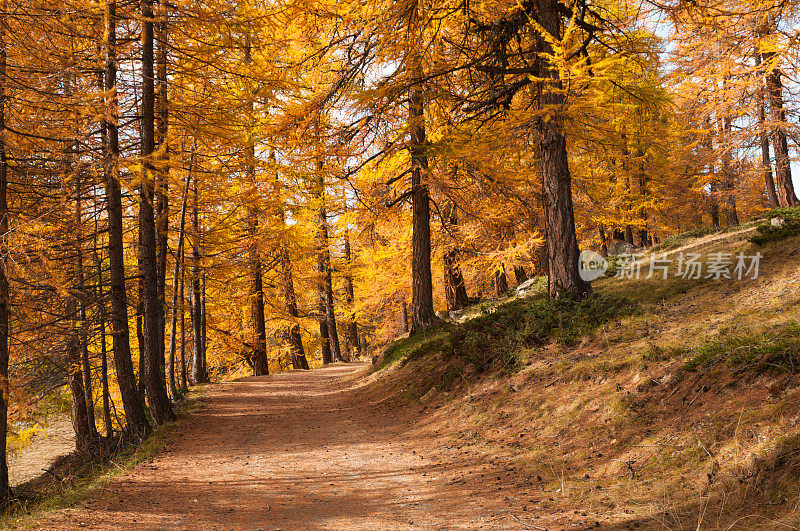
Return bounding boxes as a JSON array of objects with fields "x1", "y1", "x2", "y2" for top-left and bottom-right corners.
[
  {"x1": 515, "y1": 277, "x2": 539, "y2": 298},
  {"x1": 771, "y1": 217, "x2": 785, "y2": 227}
]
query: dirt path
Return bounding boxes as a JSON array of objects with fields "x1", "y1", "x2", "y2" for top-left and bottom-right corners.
[{"x1": 30, "y1": 364, "x2": 569, "y2": 530}]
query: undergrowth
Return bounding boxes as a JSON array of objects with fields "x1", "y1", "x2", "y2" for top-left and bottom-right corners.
[
  {"x1": 749, "y1": 207, "x2": 800, "y2": 245},
  {"x1": 679, "y1": 324, "x2": 800, "y2": 373},
  {"x1": 374, "y1": 292, "x2": 639, "y2": 380}
]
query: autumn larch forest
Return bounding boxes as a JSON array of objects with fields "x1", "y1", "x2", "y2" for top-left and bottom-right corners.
[{"x1": 0, "y1": 0, "x2": 798, "y2": 527}]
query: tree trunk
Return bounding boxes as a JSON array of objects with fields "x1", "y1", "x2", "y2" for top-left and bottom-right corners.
[
  {"x1": 168, "y1": 169, "x2": 191, "y2": 397},
  {"x1": 408, "y1": 79, "x2": 436, "y2": 332},
  {"x1": 190, "y1": 177, "x2": 208, "y2": 383},
  {"x1": 513, "y1": 266, "x2": 528, "y2": 284},
  {"x1": 249, "y1": 243, "x2": 269, "y2": 375},
  {"x1": 401, "y1": 300, "x2": 409, "y2": 333},
  {"x1": 763, "y1": 44, "x2": 797, "y2": 207},
  {"x1": 95, "y1": 252, "x2": 113, "y2": 438},
  {"x1": 342, "y1": 228, "x2": 360, "y2": 359},
  {"x1": 442, "y1": 203, "x2": 469, "y2": 311},
  {"x1": 719, "y1": 117, "x2": 739, "y2": 226},
  {"x1": 314, "y1": 163, "x2": 336, "y2": 364},
  {"x1": 66, "y1": 303, "x2": 92, "y2": 450},
  {"x1": 598, "y1": 223, "x2": 608, "y2": 257},
  {"x1": 74, "y1": 173, "x2": 98, "y2": 443},
  {"x1": 755, "y1": 52, "x2": 779, "y2": 209},
  {"x1": 180, "y1": 242, "x2": 187, "y2": 390},
  {"x1": 104, "y1": 0, "x2": 149, "y2": 438},
  {"x1": 280, "y1": 246, "x2": 309, "y2": 370},
  {"x1": 494, "y1": 265, "x2": 509, "y2": 297},
  {"x1": 140, "y1": 0, "x2": 175, "y2": 426},
  {"x1": 0, "y1": 19, "x2": 12, "y2": 502},
  {"x1": 536, "y1": 0, "x2": 589, "y2": 299}
]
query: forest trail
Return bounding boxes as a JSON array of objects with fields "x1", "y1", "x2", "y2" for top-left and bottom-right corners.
[{"x1": 31, "y1": 364, "x2": 565, "y2": 530}]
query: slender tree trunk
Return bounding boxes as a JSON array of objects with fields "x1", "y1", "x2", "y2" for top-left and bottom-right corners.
[
  {"x1": 763, "y1": 41, "x2": 797, "y2": 207},
  {"x1": 180, "y1": 243, "x2": 187, "y2": 390},
  {"x1": 401, "y1": 300, "x2": 409, "y2": 333},
  {"x1": 74, "y1": 173, "x2": 98, "y2": 443},
  {"x1": 342, "y1": 228, "x2": 360, "y2": 359},
  {"x1": 755, "y1": 53, "x2": 779, "y2": 208},
  {"x1": 314, "y1": 163, "x2": 334, "y2": 364},
  {"x1": 513, "y1": 266, "x2": 528, "y2": 284},
  {"x1": 598, "y1": 223, "x2": 608, "y2": 257},
  {"x1": 95, "y1": 253, "x2": 113, "y2": 438},
  {"x1": 154, "y1": 3, "x2": 169, "y2": 383},
  {"x1": 409, "y1": 82, "x2": 436, "y2": 331},
  {"x1": 443, "y1": 203, "x2": 469, "y2": 311},
  {"x1": 719, "y1": 117, "x2": 739, "y2": 226},
  {"x1": 66, "y1": 300, "x2": 92, "y2": 450},
  {"x1": 201, "y1": 273, "x2": 207, "y2": 375},
  {"x1": 168, "y1": 169, "x2": 191, "y2": 397},
  {"x1": 0, "y1": 16, "x2": 12, "y2": 502},
  {"x1": 103, "y1": 0, "x2": 149, "y2": 438},
  {"x1": 190, "y1": 178, "x2": 208, "y2": 383},
  {"x1": 140, "y1": 0, "x2": 174, "y2": 425}
]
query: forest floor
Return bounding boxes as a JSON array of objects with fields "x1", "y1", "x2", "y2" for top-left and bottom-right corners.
[{"x1": 26, "y1": 363, "x2": 577, "y2": 530}]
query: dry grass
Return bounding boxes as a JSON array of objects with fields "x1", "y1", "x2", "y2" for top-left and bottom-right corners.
[{"x1": 369, "y1": 229, "x2": 800, "y2": 529}]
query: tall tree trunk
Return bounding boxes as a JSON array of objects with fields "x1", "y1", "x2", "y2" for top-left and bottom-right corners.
[
  {"x1": 74, "y1": 173, "x2": 98, "y2": 443},
  {"x1": 756, "y1": 52, "x2": 779, "y2": 208},
  {"x1": 719, "y1": 117, "x2": 739, "y2": 226},
  {"x1": 537, "y1": 0, "x2": 589, "y2": 299},
  {"x1": 95, "y1": 251, "x2": 113, "y2": 438},
  {"x1": 409, "y1": 84, "x2": 435, "y2": 332},
  {"x1": 201, "y1": 273, "x2": 207, "y2": 375},
  {"x1": 314, "y1": 163, "x2": 335, "y2": 364},
  {"x1": 154, "y1": 0, "x2": 169, "y2": 382},
  {"x1": 401, "y1": 300, "x2": 409, "y2": 333},
  {"x1": 168, "y1": 169, "x2": 191, "y2": 397},
  {"x1": 103, "y1": 0, "x2": 149, "y2": 438},
  {"x1": 190, "y1": 177, "x2": 208, "y2": 383},
  {"x1": 762, "y1": 32, "x2": 797, "y2": 207},
  {"x1": 140, "y1": 0, "x2": 175, "y2": 425},
  {"x1": 342, "y1": 228, "x2": 360, "y2": 359},
  {"x1": 0, "y1": 16, "x2": 12, "y2": 502},
  {"x1": 180, "y1": 242, "x2": 187, "y2": 390}
]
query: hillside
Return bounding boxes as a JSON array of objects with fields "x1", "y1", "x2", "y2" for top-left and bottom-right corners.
[{"x1": 362, "y1": 218, "x2": 800, "y2": 529}]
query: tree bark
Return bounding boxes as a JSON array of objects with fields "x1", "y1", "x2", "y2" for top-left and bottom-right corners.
[
  {"x1": 314, "y1": 163, "x2": 339, "y2": 363},
  {"x1": 95, "y1": 251, "x2": 113, "y2": 438},
  {"x1": 154, "y1": 2, "x2": 169, "y2": 383},
  {"x1": 536, "y1": 0, "x2": 590, "y2": 299},
  {"x1": 342, "y1": 228, "x2": 360, "y2": 360},
  {"x1": 755, "y1": 52, "x2": 779, "y2": 208},
  {"x1": 280, "y1": 246, "x2": 309, "y2": 370},
  {"x1": 442, "y1": 204, "x2": 469, "y2": 311},
  {"x1": 190, "y1": 177, "x2": 208, "y2": 383},
  {"x1": 140, "y1": 0, "x2": 175, "y2": 425},
  {"x1": 762, "y1": 37, "x2": 797, "y2": 207},
  {"x1": 66, "y1": 302, "x2": 92, "y2": 450},
  {"x1": 104, "y1": 0, "x2": 150, "y2": 438},
  {"x1": 0, "y1": 17, "x2": 12, "y2": 501},
  {"x1": 494, "y1": 265, "x2": 509, "y2": 297},
  {"x1": 409, "y1": 83, "x2": 436, "y2": 331},
  {"x1": 168, "y1": 169, "x2": 191, "y2": 397},
  {"x1": 719, "y1": 117, "x2": 739, "y2": 226},
  {"x1": 598, "y1": 223, "x2": 608, "y2": 257}
]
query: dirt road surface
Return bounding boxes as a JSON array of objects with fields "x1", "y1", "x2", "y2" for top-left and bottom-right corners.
[{"x1": 31, "y1": 364, "x2": 569, "y2": 530}]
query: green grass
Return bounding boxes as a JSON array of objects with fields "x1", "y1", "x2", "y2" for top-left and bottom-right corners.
[
  {"x1": 650, "y1": 227, "x2": 725, "y2": 253},
  {"x1": 680, "y1": 324, "x2": 800, "y2": 372},
  {"x1": 375, "y1": 292, "x2": 639, "y2": 379},
  {"x1": 748, "y1": 207, "x2": 800, "y2": 245}
]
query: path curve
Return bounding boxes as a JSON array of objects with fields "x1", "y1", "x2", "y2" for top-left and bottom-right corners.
[{"x1": 32, "y1": 364, "x2": 560, "y2": 530}]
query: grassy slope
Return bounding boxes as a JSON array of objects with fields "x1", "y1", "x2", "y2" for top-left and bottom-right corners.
[{"x1": 367, "y1": 222, "x2": 800, "y2": 529}]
